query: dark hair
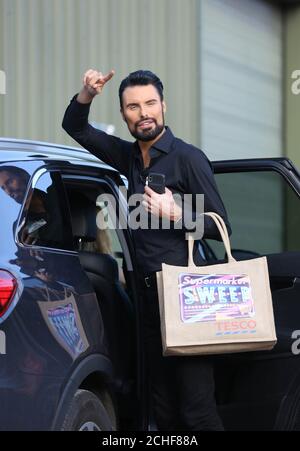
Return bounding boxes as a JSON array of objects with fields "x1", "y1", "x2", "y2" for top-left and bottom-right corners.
[
  {"x1": 119, "y1": 70, "x2": 164, "y2": 108},
  {"x1": 0, "y1": 165, "x2": 30, "y2": 182}
]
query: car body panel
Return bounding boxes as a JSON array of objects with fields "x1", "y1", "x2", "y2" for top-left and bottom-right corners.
[
  {"x1": 210, "y1": 157, "x2": 300, "y2": 430},
  {"x1": 0, "y1": 150, "x2": 123, "y2": 430}
]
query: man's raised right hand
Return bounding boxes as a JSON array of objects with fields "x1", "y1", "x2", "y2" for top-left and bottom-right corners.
[{"x1": 77, "y1": 69, "x2": 115, "y2": 103}]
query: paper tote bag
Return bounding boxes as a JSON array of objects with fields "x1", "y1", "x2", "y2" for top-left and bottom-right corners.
[{"x1": 156, "y1": 212, "x2": 277, "y2": 356}]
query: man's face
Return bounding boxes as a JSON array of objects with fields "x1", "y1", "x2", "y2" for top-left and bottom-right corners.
[
  {"x1": 121, "y1": 84, "x2": 166, "y2": 142},
  {"x1": 0, "y1": 170, "x2": 27, "y2": 204}
]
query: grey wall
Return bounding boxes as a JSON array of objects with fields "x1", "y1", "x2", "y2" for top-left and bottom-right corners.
[
  {"x1": 0, "y1": 0, "x2": 199, "y2": 147},
  {"x1": 199, "y1": 0, "x2": 283, "y2": 160},
  {"x1": 1, "y1": 0, "x2": 285, "y2": 161}
]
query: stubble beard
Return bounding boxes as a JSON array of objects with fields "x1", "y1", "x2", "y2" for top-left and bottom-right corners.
[{"x1": 129, "y1": 114, "x2": 165, "y2": 142}]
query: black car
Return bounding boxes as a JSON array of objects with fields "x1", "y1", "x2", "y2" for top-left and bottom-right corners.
[{"x1": 0, "y1": 137, "x2": 300, "y2": 431}]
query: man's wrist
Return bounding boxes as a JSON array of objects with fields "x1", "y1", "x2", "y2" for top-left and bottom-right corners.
[{"x1": 76, "y1": 88, "x2": 95, "y2": 104}]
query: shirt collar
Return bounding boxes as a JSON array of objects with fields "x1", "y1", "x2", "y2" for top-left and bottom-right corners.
[
  {"x1": 133, "y1": 126, "x2": 174, "y2": 158},
  {"x1": 152, "y1": 126, "x2": 174, "y2": 153}
]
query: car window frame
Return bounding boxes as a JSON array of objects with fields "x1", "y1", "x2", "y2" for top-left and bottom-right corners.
[
  {"x1": 209, "y1": 158, "x2": 300, "y2": 257},
  {"x1": 61, "y1": 173, "x2": 134, "y2": 272},
  {"x1": 212, "y1": 158, "x2": 300, "y2": 197},
  {"x1": 16, "y1": 168, "x2": 75, "y2": 253}
]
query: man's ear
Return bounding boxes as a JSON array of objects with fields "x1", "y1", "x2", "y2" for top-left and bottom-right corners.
[{"x1": 162, "y1": 101, "x2": 167, "y2": 114}]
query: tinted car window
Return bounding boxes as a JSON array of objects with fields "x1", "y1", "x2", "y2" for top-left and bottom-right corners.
[
  {"x1": 96, "y1": 196, "x2": 123, "y2": 263},
  {"x1": 0, "y1": 164, "x2": 28, "y2": 244},
  {"x1": 64, "y1": 182, "x2": 130, "y2": 286},
  {"x1": 19, "y1": 171, "x2": 73, "y2": 251},
  {"x1": 206, "y1": 170, "x2": 300, "y2": 258}
]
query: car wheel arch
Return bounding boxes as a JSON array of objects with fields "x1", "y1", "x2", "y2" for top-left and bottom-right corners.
[{"x1": 51, "y1": 354, "x2": 114, "y2": 431}]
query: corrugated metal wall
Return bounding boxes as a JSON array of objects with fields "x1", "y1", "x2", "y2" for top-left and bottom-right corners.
[
  {"x1": 0, "y1": 1, "x2": 4, "y2": 127},
  {"x1": 198, "y1": 0, "x2": 284, "y2": 255},
  {"x1": 285, "y1": 6, "x2": 300, "y2": 168},
  {"x1": 199, "y1": 0, "x2": 282, "y2": 160},
  {"x1": 0, "y1": 0, "x2": 283, "y2": 159},
  {"x1": 0, "y1": 0, "x2": 199, "y2": 147}
]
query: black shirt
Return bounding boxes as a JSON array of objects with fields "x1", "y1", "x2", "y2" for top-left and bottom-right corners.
[{"x1": 62, "y1": 96, "x2": 231, "y2": 273}]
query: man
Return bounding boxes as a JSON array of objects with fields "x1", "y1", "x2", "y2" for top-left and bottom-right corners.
[
  {"x1": 0, "y1": 166, "x2": 29, "y2": 204},
  {"x1": 62, "y1": 69, "x2": 231, "y2": 431},
  {"x1": 0, "y1": 166, "x2": 54, "y2": 246}
]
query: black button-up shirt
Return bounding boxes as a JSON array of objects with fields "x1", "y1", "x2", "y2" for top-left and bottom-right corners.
[{"x1": 62, "y1": 96, "x2": 231, "y2": 273}]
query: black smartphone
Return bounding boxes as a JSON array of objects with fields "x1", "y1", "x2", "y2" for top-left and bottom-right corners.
[{"x1": 146, "y1": 172, "x2": 166, "y2": 194}]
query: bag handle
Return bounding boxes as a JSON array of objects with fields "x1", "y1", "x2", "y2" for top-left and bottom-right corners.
[
  {"x1": 188, "y1": 212, "x2": 235, "y2": 266},
  {"x1": 45, "y1": 285, "x2": 69, "y2": 302},
  {"x1": 206, "y1": 212, "x2": 231, "y2": 249}
]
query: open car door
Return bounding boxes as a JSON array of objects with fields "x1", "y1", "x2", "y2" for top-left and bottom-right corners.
[{"x1": 207, "y1": 158, "x2": 300, "y2": 430}]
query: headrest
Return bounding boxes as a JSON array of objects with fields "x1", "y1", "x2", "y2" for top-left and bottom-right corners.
[{"x1": 69, "y1": 192, "x2": 97, "y2": 241}]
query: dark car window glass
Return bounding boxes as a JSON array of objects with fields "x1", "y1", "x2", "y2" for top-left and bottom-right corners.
[
  {"x1": 19, "y1": 171, "x2": 73, "y2": 251},
  {"x1": 64, "y1": 181, "x2": 129, "y2": 287},
  {"x1": 0, "y1": 165, "x2": 27, "y2": 242},
  {"x1": 96, "y1": 194, "x2": 124, "y2": 267},
  {"x1": 206, "y1": 171, "x2": 300, "y2": 259}
]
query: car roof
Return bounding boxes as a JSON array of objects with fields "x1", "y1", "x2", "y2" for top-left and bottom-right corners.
[
  {"x1": 1, "y1": 137, "x2": 298, "y2": 184},
  {"x1": 0, "y1": 137, "x2": 111, "y2": 166}
]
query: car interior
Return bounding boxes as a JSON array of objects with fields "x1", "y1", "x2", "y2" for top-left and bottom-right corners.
[{"x1": 64, "y1": 183, "x2": 135, "y2": 388}]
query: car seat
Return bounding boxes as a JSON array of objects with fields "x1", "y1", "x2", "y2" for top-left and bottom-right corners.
[{"x1": 68, "y1": 191, "x2": 135, "y2": 389}]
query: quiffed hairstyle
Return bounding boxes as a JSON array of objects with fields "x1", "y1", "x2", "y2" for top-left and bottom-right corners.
[{"x1": 119, "y1": 70, "x2": 164, "y2": 108}]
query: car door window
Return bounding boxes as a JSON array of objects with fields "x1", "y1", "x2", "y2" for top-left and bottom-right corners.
[
  {"x1": 206, "y1": 170, "x2": 300, "y2": 259},
  {"x1": 19, "y1": 171, "x2": 73, "y2": 251},
  {"x1": 96, "y1": 196, "x2": 124, "y2": 266},
  {"x1": 64, "y1": 180, "x2": 131, "y2": 288}
]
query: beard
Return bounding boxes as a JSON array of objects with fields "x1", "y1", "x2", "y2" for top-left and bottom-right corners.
[
  {"x1": 13, "y1": 194, "x2": 25, "y2": 204},
  {"x1": 128, "y1": 116, "x2": 165, "y2": 142},
  {"x1": 10, "y1": 189, "x2": 25, "y2": 204}
]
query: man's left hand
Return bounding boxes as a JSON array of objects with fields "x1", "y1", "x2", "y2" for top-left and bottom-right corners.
[{"x1": 142, "y1": 186, "x2": 182, "y2": 222}]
